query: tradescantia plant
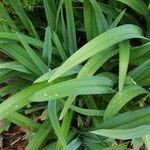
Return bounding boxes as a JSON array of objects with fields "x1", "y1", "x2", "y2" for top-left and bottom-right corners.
[{"x1": 0, "y1": 0, "x2": 150, "y2": 149}]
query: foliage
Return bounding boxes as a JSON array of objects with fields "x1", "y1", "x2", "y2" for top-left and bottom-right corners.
[{"x1": 0, "y1": 0, "x2": 150, "y2": 149}]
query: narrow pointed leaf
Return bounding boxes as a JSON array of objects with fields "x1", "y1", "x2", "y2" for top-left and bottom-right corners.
[
  {"x1": 31, "y1": 76, "x2": 115, "y2": 102},
  {"x1": 48, "y1": 24, "x2": 143, "y2": 83},
  {"x1": 104, "y1": 84, "x2": 147, "y2": 120},
  {"x1": 91, "y1": 125, "x2": 150, "y2": 139},
  {"x1": 119, "y1": 40, "x2": 130, "y2": 92}
]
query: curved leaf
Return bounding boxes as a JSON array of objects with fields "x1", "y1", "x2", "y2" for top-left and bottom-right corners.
[
  {"x1": 104, "y1": 84, "x2": 147, "y2": 120},
  {"x1": 31, "y1": 76, "x2": 115, "y2": 102},
  {"x1": 91, "y1": 125, "x2": 150, "y2": 139},
  {"x1": 48, "y1": 24, "x2": 143, "y2": 83}
]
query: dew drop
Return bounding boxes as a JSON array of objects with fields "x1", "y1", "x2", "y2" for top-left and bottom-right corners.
[
  {"x1": 119, "y1": 92, "x2": 122, "y2": 96},
  {"x1": 15, "y1": 105, "x2": 19, "y2": 108},
  {"x1": 85, "y1": 63, "x2": 89, "y2": 67},
  {"x1": 55, "y1": 94, "x2": 58, "y2": 97},
  {"x1": 44, "y1": 93, "x2": 48, "y2": 96},
  {"x1": 131, "y1": 78, "x2": 137, "y2": 85},
  {"x1": 83, "y1": 67, "x2": 87, "y2": 70}
]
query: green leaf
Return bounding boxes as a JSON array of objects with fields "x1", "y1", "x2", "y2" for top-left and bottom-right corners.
[
  {"x1": 0, "y1": 43, "x2": 41, "y2": 75},
  {"x1": 116, "y1": 0, "x2": 149, "y2": 17},
  {"x1": 6, "y1": 112, "x2": 40, "y2": 130},
  {"x1": 99, "y1": 2, "x2": 140, "y2": 25},
  {"x1": 128, "y1": 59, "x2": 150, "y2": 82},
  {"x1": 65, "y1": 138, "x2": 81, "y2": 150},
  {"x1": 34, "y1": 67, "x2": 80, "y2": 83},
  {"x1": 59, "y1": 48, "x2": 117, "y2": 119},
  {"x1": 70, "y1": 105, "x2": 104, "y2": 116},
  {"x1": 31, "y1": 76, "x2": 115, "y2": 102},
  {"x1": 18, "y1": 34, "x2": 49, "y2": 74},
  {"x1": 65, "y1": 0, "x2": 77, "y2": 54},
  {"x1": 43, "y1": 0, "x2": 56, "y2": 30},
  {"x1": 97, "y1": 107, "x2": 150, "y2": 129},
  {"x1": 131, "y1": 138, "x2": 143, "y2": 150},
  {"x1": 25, "y1": 119, "x2": 51, "y2": 150},
  {"x1": 91, "y1": 125, "x2": 150, "y2": 139},
  {"x1": 88, "y1": 0, "x2": 108, "y2": 33},
  {"x1": 0, "y1": 32, "x2": 43, "y2": 47},
  {"x1": 43, "y1": 26, "x2": 52, "y2": 66},
  {"x1": 0, "y1": 81, "x2": 48, "y2": 119},
  {"x1": 8, "y1": 0, "x2": 39, "y2": 39},
  {"x1": 130, "y1": 42, "x2": 150, "y2": 59},
  {"x1": 102, "y1": 144, "x2": 127, "y2": 150},
  {"x1": 48, "y1": 24, "x2": 143, "y2": 83},
  {"x1": 104, "y1": 84, "x2": 147, "y2": 120},
  {"x1": 78, "y1": 48, "x2": 118, "y2": 77},
  {"x1": 83, "y1": 0, "x2": 98, "y2": 41},
  {"x1": 0, "y1": 2, "x2": 18, "y2": 31},
  {"x1": 0, "y1": 70, "x2": 19, "y2": 83},
  {"x1": 143, "y1": 134, "x2": 150, "y2": 150},
  {"x1": 0, "y1": 61, "x2": 31, "y2": 74},
  {"x1": 0, "y1": 79, "x2": 30, "y2": 97},
  {"x1": 109, "y1": 9, "x2": 126, "y2": 29},
  {"x1": 52, "y1": 31, "x2": 67, "y2": 61},
  {"x1": 119, "y1": 40, "x2": 130, "y2": 92},
  {"x1": 48, "y1": 100, "x2": 67, "y2": 148}
]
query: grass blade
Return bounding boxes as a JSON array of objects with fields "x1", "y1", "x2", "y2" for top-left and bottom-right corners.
[
  {"x1": 48, "y1": 100, "x2": 67, "y2": 149},
  {"x1": 8, "y1": 0, "x2": 39, "y2": 39},
  {"x1": 25, "y1": 119, "x2": 51, "y2": 150},
  {"x1": 43, "y1": 26, "x2": 52, "y2": 66},
  {"x1": 18, "y1": 34, "x2": 49, "y2": 74},
  {"x1": 119, "y1": 40, "x2": 130, "y2": 92},
  {"x1": 65, "y1": 0, "x2": 77, "y2": 54},
  {"x1": 91, "y1": 125, "x2": 150, "y2": 139}
]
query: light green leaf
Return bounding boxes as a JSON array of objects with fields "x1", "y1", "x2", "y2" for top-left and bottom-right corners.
[
  {"x1": 109, "y1": 9, "x2": 126, "y2": 29},
  {"x1": 48, "y1": 24, "x2": 143, "y2": 83},
  {"x1": 0, "y1": 61, "x2": 31, "y2": 74},
  {"x1": 91, "y1": 125, "x2": 150, "y2": 139},
  {"x1": 143, "y1": 134, "x2": 150, "y2": 150},
  {"x1": 0, "y1": 82, "x2": 48, "y2": 119},
  {"x1": 6, "y1": 112, "x2": 40, "y2": 130},
  {"x1": 48, "y1": 100, "x2": 67, "y2": 148},
  {"x1": 31, "y1": 76, "x2": 115, "y2": 102},
  {"x1": 119, "y1": 40, "x2": 130, "y2": 92}
]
